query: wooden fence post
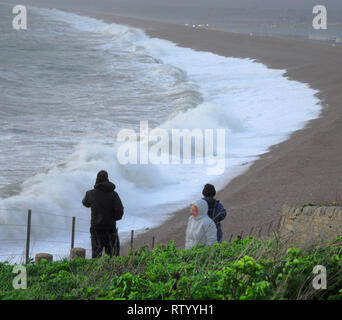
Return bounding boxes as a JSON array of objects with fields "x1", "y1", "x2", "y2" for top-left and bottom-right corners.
[
  {"x1": 249, "y1": 226, "x2": 254, "y2": 236},
  {"x1": 152, "y1": 236, "x2": 155, "y2": 250},
  {"x1": 258, "y1": 226, "x2": 263, "y2": 238},
  {"x1": 277, "y1": 216, "x2": 282, "y2": 231},
  {"x1": 25, "y1": 209, "x2": 32, "y2": 264},
  {"x1": 71, "y1": 216, "x2": 76, "y2": 249},
  {"x1": 130, "y1": 230, "x2": 134, "y2": 250},
  {"x1": 35, "y1": 253, "x2": 53, "y2": 262},
  {"x1": 229, "y1": 234, "x2": 233, "y2": 242},
  {"x1": 267, "y1": 221, "x2": 273, "y2": 236},
  {"x1": 70, "y1": 248, "x2": 86, "y2": 259}
]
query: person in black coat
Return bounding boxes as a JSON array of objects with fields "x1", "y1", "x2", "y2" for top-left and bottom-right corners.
[{"x1": 82, "y1": 170, "x2": 124, "y2": 258}]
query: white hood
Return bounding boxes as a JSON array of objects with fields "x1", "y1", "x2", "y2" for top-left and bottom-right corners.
[
  {"x1": 191, "y1": 199, "x2": 209, "y2": 220},
  {"x1": 185, "y1": 199, "x2": 217, "y2": 249}
]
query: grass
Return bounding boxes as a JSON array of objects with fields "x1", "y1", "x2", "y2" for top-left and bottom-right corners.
[{"x1": 0, "y1": 234, "x2": 341, "y2": 300}]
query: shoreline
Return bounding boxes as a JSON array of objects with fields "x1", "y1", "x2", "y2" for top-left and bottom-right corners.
[
  {"x1": 76, "y1": 11, "x2": 342, "y2": 254},
  {"x1": 95, "y1": 13, "x2": 342, "y2": 255},
  {"x1": 2, "y1": 1, "x2": 342, "y2": 254}
]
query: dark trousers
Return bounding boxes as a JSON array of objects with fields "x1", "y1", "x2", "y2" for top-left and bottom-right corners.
[
  {"x1": 91, "y1": 229, "x2": 120, "y2": 258},
  {"x1": 216, "y1": 224, "x2": 223, "y2": 242}
]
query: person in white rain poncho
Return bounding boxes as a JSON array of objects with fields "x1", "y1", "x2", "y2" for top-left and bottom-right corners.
[{"x1": 185, "y1": 199, "x2": 218, "y2": 249}]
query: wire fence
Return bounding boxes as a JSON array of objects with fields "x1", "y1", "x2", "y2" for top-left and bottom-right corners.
[
  {"x1": 2, "y1": 199, "x2": 342, "y2": 265},
  {"x1": 0, "y1": 208, "x2": 92, "y2": 263},
  {"x1": 0, "y1": 206, "x2": 305, "y2": 264},
  {"x1": 0, "y1": 207, "x2": 285, "y2": 263},
  {"x1": 225, "y1": 215, "x2": 283, "y2": 242}
]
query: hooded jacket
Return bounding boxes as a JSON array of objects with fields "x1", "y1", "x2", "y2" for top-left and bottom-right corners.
[
  {"x1": 185, "y1": 199, "x2": 217, "y2": 250},
  {"x1": 82, "y1": 180, "x2": 124, "y2": 233},
  {"x1": 203, "y1": 197, "x2": 227, "y2": 232}
]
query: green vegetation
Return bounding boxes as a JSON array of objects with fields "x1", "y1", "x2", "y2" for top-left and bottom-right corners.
[
  {"x1": 301, "y1": 202, "x2": 342, "y2": 210},
  {"x1": 1, "y1": 236, "x2": 341, "y2": 300},
  {"x1": 300, "y1": 203, "x2": 316, "y2": 211}
]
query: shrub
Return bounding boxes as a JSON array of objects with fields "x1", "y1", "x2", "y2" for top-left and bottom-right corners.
[{"x1": 0, "y1": 236, "x2": 341, "y2": 300}]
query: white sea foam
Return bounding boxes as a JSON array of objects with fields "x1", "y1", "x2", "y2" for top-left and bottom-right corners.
[{"x1": 0, "y1": 7, "x2": 322, "y2": 261}]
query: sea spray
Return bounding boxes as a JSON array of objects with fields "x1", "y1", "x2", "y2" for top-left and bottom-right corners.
[{"x1": 0, "y1": 5, "x2": 322, "y2": 261}]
